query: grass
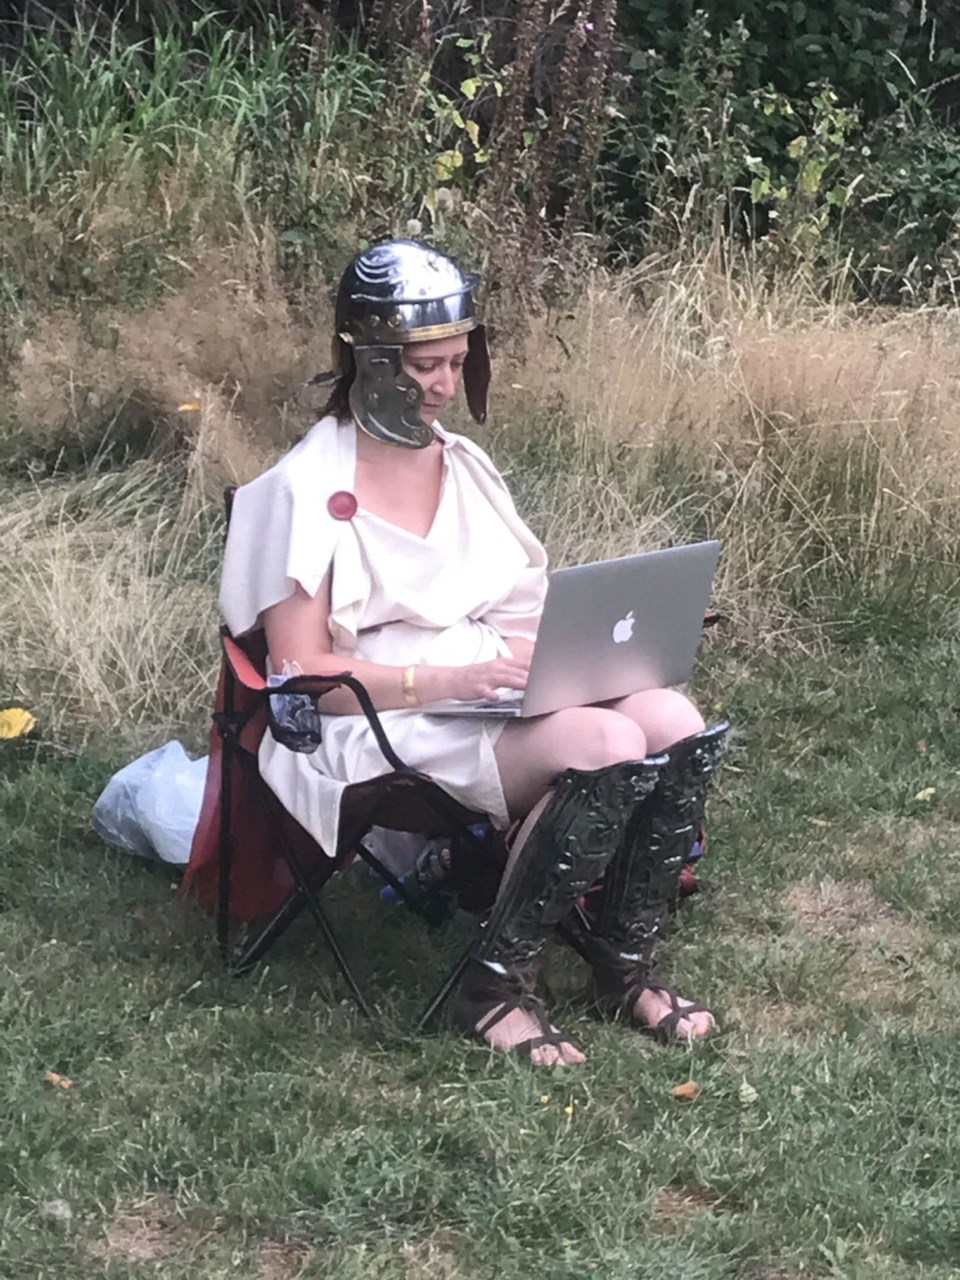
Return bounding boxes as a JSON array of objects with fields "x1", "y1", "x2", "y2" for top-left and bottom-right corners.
[
  {"x1": 6, "y1": 209, "x2": 960, "y2": 1280},
  {"x1": 4, "y1": 637, "x2": 960, "y2": 1278},
  {"x1": 5, "y1": 12, "x2": 960, "y2": 1277}
]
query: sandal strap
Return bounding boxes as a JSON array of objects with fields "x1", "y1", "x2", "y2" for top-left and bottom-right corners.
[
  {"x1": 451, "y1": 959, "x2": 578, "y2": 1060},
  {"x1": 451, "y1": 959, "x2": 542, "y2": 1036},
  {"x1": 584, "y1": 940, "x2": 653, "y2": 1014},
  {"x1": 644, "y1": 979, "x2": 710, "y2": 1018},
  {"x1": 583, "y1": 939, "x2": 712, "y2": 1038},
  {"x1": 641, "y1": 982, "x2": 711, "y2": 1040},
  {"x1": 512, "y1": 1030, "x2": 571, "y2": 1061}
]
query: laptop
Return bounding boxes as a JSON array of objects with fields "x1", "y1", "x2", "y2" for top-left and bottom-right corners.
[{"x1": 423, "y1": 539, "x2": 722, "y2": 718}]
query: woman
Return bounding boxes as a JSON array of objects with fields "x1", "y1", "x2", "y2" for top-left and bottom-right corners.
[{"x1": 220, "y1": 238, "x2": 728, "y2": 1066}]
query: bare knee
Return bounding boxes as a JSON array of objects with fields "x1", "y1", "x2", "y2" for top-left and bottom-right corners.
[
  {"x1": 495, "y1": 708, "x2": 649, "y2": 819},
  {"x1": 543, "y1": 707, "x2": 648, "y2": 773},
  {"x1": 614, "y1": 688, "x2": 705, "y2": 754}
]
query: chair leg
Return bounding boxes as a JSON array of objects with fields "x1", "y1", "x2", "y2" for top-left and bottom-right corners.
[
  {"x1": 415, "y1": 941, "x2": 474, "y2": 1034},
  {"x1": 231, "y1": 889, "x2": 308, "y2": 976},
  {"x1": 302, "y1": 890, "x2": 376, "y2": 1021},
  {"x1": 232, "y1": 881, "x2": 374, "y2": 1020}
]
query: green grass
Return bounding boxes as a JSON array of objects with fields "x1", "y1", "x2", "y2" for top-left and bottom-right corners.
[{"x1": 4, "y1": 638, "x2": 960, "y2": 1278}]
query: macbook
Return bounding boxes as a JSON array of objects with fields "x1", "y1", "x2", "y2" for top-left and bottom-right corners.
[{"x1": 423, "y1": 540, "x2": 721, "y2": 718}]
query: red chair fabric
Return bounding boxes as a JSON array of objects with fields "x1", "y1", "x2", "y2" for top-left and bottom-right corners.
[{"x1": 182, "y1": 629, "x2": 344, "y2": 922}]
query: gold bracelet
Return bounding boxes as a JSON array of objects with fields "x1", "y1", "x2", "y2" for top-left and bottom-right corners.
[{"x1": 402, "y1": 664, "x2": 420, "y2": 707}]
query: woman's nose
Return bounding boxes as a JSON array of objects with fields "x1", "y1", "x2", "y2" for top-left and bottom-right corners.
[{"x1": 432, "y1": 364, "x2": 457, "y2": 397}]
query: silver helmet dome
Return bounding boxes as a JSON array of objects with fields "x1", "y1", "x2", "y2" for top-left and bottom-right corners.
[{"x1": 333, "y1": 238, "x2": 490, "y2": 448}]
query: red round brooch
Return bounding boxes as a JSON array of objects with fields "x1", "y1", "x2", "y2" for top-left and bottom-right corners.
[{"x1": 327, "y1": 490, "x2": 358, "y2": 521}]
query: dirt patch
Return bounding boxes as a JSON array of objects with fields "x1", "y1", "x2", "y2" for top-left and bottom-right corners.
[
  {"x1": 783, "y1": 876, "x2": 924, "y2": 1012},
  {"x1": 259, "y1": 1241, "x2": 315, "y2": 1280},
  {"x1": 399, "y1": 1232, "x2": 469, "y2": 1278},
  {"x1": 651, "y1": 1184, "x2": 722, "y2": 1222},
  {"x1": 84, "y1": 1196, "x2": 206, "y2": 1264},
  {"x1": 725, "y1": 992, "x2": 826, "y2": 1043},
  {"x1": 783, "y1": 877, "x2": 920, "y2": 955},
  {"x1": 840, "y1": 816, "x2": 960, "y2": 911}
]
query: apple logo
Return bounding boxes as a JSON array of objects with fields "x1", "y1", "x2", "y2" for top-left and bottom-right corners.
[{"x1": 612, "y1": 610, "x2": 635, "y2": 644}]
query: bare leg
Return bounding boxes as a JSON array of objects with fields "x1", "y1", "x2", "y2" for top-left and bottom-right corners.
[{"x1": 494, "y1": 706, "x2": 647, "y2": 819}]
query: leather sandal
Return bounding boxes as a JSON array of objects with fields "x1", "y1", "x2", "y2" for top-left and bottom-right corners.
[
  {"x1": 450, "y1": 958, "x2": 578, "y2": 1062},
  {"x1": 584, "y1": 939, "x2": 713, "y2": 1044}
]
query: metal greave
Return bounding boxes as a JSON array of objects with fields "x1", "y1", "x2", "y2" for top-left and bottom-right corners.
[
  {"x1": 477, "y1": 757, "x2": 667, "y2": 969},
  {"x1": 592, "y1": 722, "x2": 729, "y2": 960}
]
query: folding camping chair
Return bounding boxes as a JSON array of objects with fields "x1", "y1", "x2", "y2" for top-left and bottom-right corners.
[
  {"x1": 180, "y1": 620, "x2": 510, "y2": 1029},
  {"x1": 181, "y1": 493, "x2": 719, "y2": 1032}
]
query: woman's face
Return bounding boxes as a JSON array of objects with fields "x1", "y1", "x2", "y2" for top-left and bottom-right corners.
[{"x1": 401, "y1": 333, "x2": 469, "y2": 425}]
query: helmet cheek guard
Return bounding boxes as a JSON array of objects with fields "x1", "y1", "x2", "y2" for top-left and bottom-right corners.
[
  {"x1": 347, "y1": 345, "x2": 434, "y2": 449},
  {"x1": 464, "y1": 324, "x2": 490, "y2": 425},
  {"x1": 334, "y1": 238, "x2": 489, "y2": 449}
]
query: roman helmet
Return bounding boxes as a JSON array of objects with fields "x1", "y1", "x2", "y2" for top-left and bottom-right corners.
[{"x1": 332, "y1": 238, "x2": 491, "y2": 448}]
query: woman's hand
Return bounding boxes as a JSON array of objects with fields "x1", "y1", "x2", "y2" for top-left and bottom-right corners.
[{"x1": 416, "y1": 657, "x2": 530, "y2": 705}]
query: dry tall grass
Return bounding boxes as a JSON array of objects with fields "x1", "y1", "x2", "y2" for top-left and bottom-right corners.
[{"x1": 4, "y1": 236, "x2": 960, "y2": 746}]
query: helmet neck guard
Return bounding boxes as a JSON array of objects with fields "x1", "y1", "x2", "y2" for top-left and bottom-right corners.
[{"x1": 334, "y1": 238, "x2": 490, "y2": 449}]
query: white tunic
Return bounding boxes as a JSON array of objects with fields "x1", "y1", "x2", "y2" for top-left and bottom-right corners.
[{"x1": 219, "y1": 416, "x2": 548, "y2": 856}]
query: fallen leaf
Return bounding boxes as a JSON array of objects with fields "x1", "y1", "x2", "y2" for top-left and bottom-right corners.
[
  {"x1": 43, "y1": 1070, "x2": 73, "y2": 1090},
  {"x1": 0, "y1": 708, "x2": 36, "y2": 739},
  {"x1": 807, "y1": 816, "x2": 829, "y2": 827},
  {"x1": 739, "y1": 1079, "x2": 758, "y2": 1104},
  {"x1": 915, "y1": 787, "x2": 936, "y2": 802},
  {"x1": 917, "y1": 739, "x2": 928, "y2": 753},
  {"x1": 177, "y1": 400, "x2": 202, "y2": 412},
  {"x1": 670, "y1": 1080, "x2": 701, "y2": 1101}
]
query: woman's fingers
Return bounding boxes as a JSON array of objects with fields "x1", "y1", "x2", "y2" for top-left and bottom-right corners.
[
  {"x1": 447, "y1": 659, "x2": 529, "y2": 701},
  {"x1": 488, "y1": 661, "x2": 528, "y2": 688}
]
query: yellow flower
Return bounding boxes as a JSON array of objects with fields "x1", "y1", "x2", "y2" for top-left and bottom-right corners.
[
  {"x1": 539, "y1": 1094, "x2": 550, "y2": 1104},
  {"x1": 434, "y1": 150, "x2": 464, "y2": 181},
  {"x1": 0, "y1": 708, "x2": 36, "y2": 739}
]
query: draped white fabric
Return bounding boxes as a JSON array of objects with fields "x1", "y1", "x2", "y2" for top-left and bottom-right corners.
[{"x1": 219, "y1": 416, "x2": 548, "y2": 855}]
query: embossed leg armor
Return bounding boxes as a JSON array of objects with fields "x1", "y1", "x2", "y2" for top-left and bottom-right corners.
[
  {"x1": 585, "y1": 722, "x2": 729, "y2": 1034},
  {"x1": 477, "y1": 757, "x2": 667, "y2": 968},
  {"x1": 450, "y1": 757, "x2": 666, "y2": 1059}
]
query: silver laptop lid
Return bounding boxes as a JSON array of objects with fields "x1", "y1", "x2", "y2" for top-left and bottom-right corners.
[{"x1": 521, "y1": 540, "x2": 721, "y2": 717}]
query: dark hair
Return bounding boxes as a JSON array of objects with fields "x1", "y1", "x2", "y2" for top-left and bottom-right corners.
[
  {"x1": 318, "y1": 340, "x2": 356, "y2": 422},
  {"x1": 319, "y1": 376, "x2": 352, "y2": 422}
]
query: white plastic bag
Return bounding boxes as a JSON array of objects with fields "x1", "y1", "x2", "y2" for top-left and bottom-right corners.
[
  {"x1": 91, "y1": 741, "x2": 208, "y2": 866},
  {"x1": 363, "y1": 828, "x2": 426, "y2": 879}
]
